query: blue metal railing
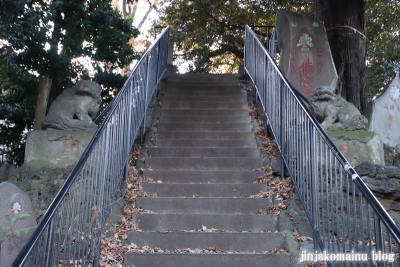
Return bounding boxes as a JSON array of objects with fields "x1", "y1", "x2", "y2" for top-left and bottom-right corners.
[
  {"x1": 245, "y1": 25, "x2": 400, "y2": 266},
  {"x1": 11, "y1": 26, "x2": 170, "y2": 267}
]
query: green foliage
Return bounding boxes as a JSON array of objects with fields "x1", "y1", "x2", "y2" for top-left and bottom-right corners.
[
  {"x1": 159, "y1": 0, "x2": 313, "y2": 73},
  {"x1": 160, "y1": 0, "x2": 399, "y2": 101},
  {"x1": 366, "y1": 0, "x2": 400, "y2": 98},
  {"x1": 0, "y1": 0, "x2": 140, "y2": 165}
]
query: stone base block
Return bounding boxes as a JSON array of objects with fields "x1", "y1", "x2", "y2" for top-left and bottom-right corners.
[
  {"x1": 24, "y1": 129, "x2": 96, "y2": 169},
  {"x1": 327, "y1": 130, "x2": 385, "y2": 167}
]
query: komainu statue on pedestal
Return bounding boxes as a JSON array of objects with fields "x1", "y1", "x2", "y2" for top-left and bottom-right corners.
[
  {"x1": 309, "y1": 86, "x2": 368, "y2": 131},
  {"x1": 41, "y1": 80, "x2": 102, "y2": 131}
]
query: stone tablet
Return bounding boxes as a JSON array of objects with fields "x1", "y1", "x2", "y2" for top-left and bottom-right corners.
[
  {"x1": 276, "y1": 9, "x2": 338, "y2": 97},
  {"x1": 367, "y1": 73, "x2": 400, "y2": 147},
  {"x1": 0, "y1": 182, "x2": 37, "y2": 267}
]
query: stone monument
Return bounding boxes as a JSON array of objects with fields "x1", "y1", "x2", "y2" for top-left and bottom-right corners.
[
  {"x1": 25, "y1": 80, "x2": 102, "y2": 169},
  {"x1": 0, "y1": 182, "x2": 37, "y2": 267},
  {"x1": 365, "y1": 72, "x2": 400, "y2": 147},
  {"x1": 276, "y1": 9, "x2": 338, "y2": 97}
]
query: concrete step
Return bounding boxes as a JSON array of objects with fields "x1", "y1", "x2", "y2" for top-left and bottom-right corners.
[
  {"x1": 162, "y1": 95, "x2": 247, "y2": 102},
  {"x1": 136, "y1": 197, "x2": 273, "y2": 214},
  {"x1": 161, "y1": 101, "x2": 249, "y2": 110},
  {"x1": 167, "y1": 85, "x2": 242, "y2": 91},
  {"x1": 156, "y1": 122, "x2": 253, "y2": 132},
  {"x1": 160, "y1": 109, "x2": 250, "y2": 117},
  {"x1": 155, "y1": 131, "x2": 255, "y2": 140},
  {"x1": 167, "y1": 74, "x2": 238, "y2": 82},
  {"x1": 163, "y1": 89, "x2": 246, "y2": 97},
  {"x1": 148, "y1": 147, "x2": 260, "y2": 158},
  {"x1": 145, "y1": 157, "x2": 263, "y2": 171},
  {"x1": 127, "y1": 232, "x2": 284, "y2": 252},
  {"x1": 139, "y1": 183, "x2": 268, "y2": 197},
  {"x1": 124, "y1": 253, "x2": 292, "y2": 267},
  {"x1": 153, "y1": 139, "x2": 257, "y2": 148},
  {"x1": 159, "y1": 115, "x2": 251, "y2": 123},
  {"x1": 132, "y1": 214, "x2": 278, "y2": 231},
  {"x1": 141, "y1": 170, "x2": 264, "y2": 183}
]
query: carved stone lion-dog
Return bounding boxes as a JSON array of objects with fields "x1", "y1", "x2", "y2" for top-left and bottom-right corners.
[
  {"x1": 309, "y1": 86, "x2": 368, "y2": 131},
  {"x1": 41, "y1": 80, "x2": 102, "y2": 131}
]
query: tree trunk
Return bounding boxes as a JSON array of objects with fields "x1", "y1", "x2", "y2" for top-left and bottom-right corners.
[
  {"x1": 33, "y1": 76, "x2": 52, "y2": 130},
  {"x1": 315, "y1": 0, "x2": 368, "y2": 112}
]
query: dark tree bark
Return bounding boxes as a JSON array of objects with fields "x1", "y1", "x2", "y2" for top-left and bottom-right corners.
[
  {"x1": 315, "y1": 0, "x2": 368, "y2": 112},
  {"x1": 33, "y1": 76, "x2": 52, "y2": 130}
]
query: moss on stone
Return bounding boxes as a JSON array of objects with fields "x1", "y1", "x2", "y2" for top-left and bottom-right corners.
[{"x1": 327, "y1": 130, "x2": 375, "y2": 143}]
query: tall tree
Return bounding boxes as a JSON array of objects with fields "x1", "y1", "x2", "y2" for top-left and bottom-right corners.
[
  {"x1": 159, "y1": 0, "x2": 314, "y2": 72},
  {"x1": 0, "y1": 0, "x2": 140, "y2": 165},
  {"x1": 365, "y1": 0, "x2": 400, "y2": 98},
  {"x1": 315, "y1": 0, "x2": 368, "y2": 111}
]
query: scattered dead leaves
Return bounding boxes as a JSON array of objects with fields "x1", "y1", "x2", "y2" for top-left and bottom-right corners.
[
  {"x1": 306, "y1": 261, "x2": 328, "y2": 267},
  {"x1": 262, "y1": 247, "x2": 287, "y2": 254},
  {"x1": 294, "y1": 234, "x2": 313, "y2": 242},
  {"x1": 256, "y1": 201, "x2": 289, "y2": 214},
  {"x1": 100, "y1": 145, "x2": 157, "y2": 267},
  {"x1": 129, "y1": 144, "x2": 142, "y2": 166}
]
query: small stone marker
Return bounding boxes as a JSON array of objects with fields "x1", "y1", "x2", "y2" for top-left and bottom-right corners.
[
  {"x1": 367, "y1": 73, "x2": 400, "y2": 147},
  {"x1": 0, "y1": 182, "x2": 37, "y2": 267},
  {"x1": 276, "y1": 9, "x2": 338, "y2": 97}
]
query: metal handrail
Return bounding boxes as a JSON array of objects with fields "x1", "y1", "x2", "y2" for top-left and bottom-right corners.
[
  {"x1": 244, "y1": 25, "x2": 400, "y2": 266},
  {"x1": 11, "y1": 26, "x2": 170, "y2": 267}
]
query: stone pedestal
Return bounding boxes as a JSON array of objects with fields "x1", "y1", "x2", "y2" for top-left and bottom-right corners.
[
  {"x1": 327, "y1": 130, "x2": 385, "y2": 167},
  {"x1": 24, "y1": 130, "x2": 96, "y2": 169}
]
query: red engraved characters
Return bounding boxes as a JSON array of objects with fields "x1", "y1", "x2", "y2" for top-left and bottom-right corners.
[{"x1": 299, "y1": 58, "x2": 314, "y2": 96}]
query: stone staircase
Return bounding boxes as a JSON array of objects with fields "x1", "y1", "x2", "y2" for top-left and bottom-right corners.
[{"x1": 123, "y1": 74, "x2": 293, "y2": 266}]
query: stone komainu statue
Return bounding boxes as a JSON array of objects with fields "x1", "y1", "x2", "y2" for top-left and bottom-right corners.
[
  {"x1": 309, "y1": 86, "x2": 368, "y2": 131},
  {"x1": 41, "y1": 80, "x2": 102, "y2": 131}
]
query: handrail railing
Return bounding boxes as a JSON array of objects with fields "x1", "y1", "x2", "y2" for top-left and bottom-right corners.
[
  {"x1": 11, "y1": 26, "x2": 170, "y2": 267},
  {"x1": 245, "y1": 25, "x2": 400, "y2": 266}
]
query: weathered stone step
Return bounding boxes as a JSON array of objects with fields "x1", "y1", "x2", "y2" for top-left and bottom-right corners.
[
  {"x1": 142, "y1": 170, "x2": 264, "y2": 183},
  {"x1": 127, "y1": 232, "x2": 284, "y2": 253},
  {"x1": 159, "y1": 115, "x2": 251, "y2": 123},
  {"x1": 155, "y1": 131, "x2": 255, "y2": 140},
  {"x1": 156, "y1": 122, "x2": 253, "y2": 132},
  {"x1": 167, "y1": 80, "x2": 240, "y2": 86},
  {"x1": 153, "y1": 139, "x2": 257, "y2": 148},
  {"x1": 124, "y1": 253, "x2": 292, "y2": 267},
  {"x1": 148, "y1": 147, "x2": 260, "y2": 157},
  {"x1": 145, "y1": 157, "x2": 263, "y2": 171},
  {"x1": 136, "y1": 197, "x2": 273, "y2": 214},
  {"x1": 163, "y1": 89, "x2": 246, "y2": 97},
  {"x1": 139, "y1": 183, "x2": 267, "y2": 197},
  {"x1": 160, "y1": 109, "x2": 250, "y2": 117},
  {"x1": 162, "y1": 95, "x2": 247, "y2": 102},
  {"x1": 167, "y1": 74, "x2": 238, "y2": 82},
  {"x1": 161, "y1": 101, "x2": 249, "y2": 110},
  {"x1": 167, "y1": 85, "x2": 241, "y2": 91},
  {"x1": 132, "y1": 214, "x2": 278, "y2": 231}
]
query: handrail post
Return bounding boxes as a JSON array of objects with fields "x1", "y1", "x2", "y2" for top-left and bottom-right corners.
[
  {"x1": 142, "y1": 54, "x2": 150, "y2": 144},
  {"x1": 253, "y1": 38, "x2": 258, "y2": 105},
  {"x1": 280, "y1": 80, "x2": 284, "y2": 180},
  {"x1": 44, "y1": 220, "x2": 54, "y2": 266},
  {"x1": 374, "y1": 217, "x2": 385, "y2": 267},
  {"x1": 310, "y1": 127, "x2": 321, "y2": 266}
]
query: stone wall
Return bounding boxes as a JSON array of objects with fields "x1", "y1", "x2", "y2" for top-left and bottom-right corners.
[{"x1": 355, "y1": 160, "x2": 400, "y2": 226}]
